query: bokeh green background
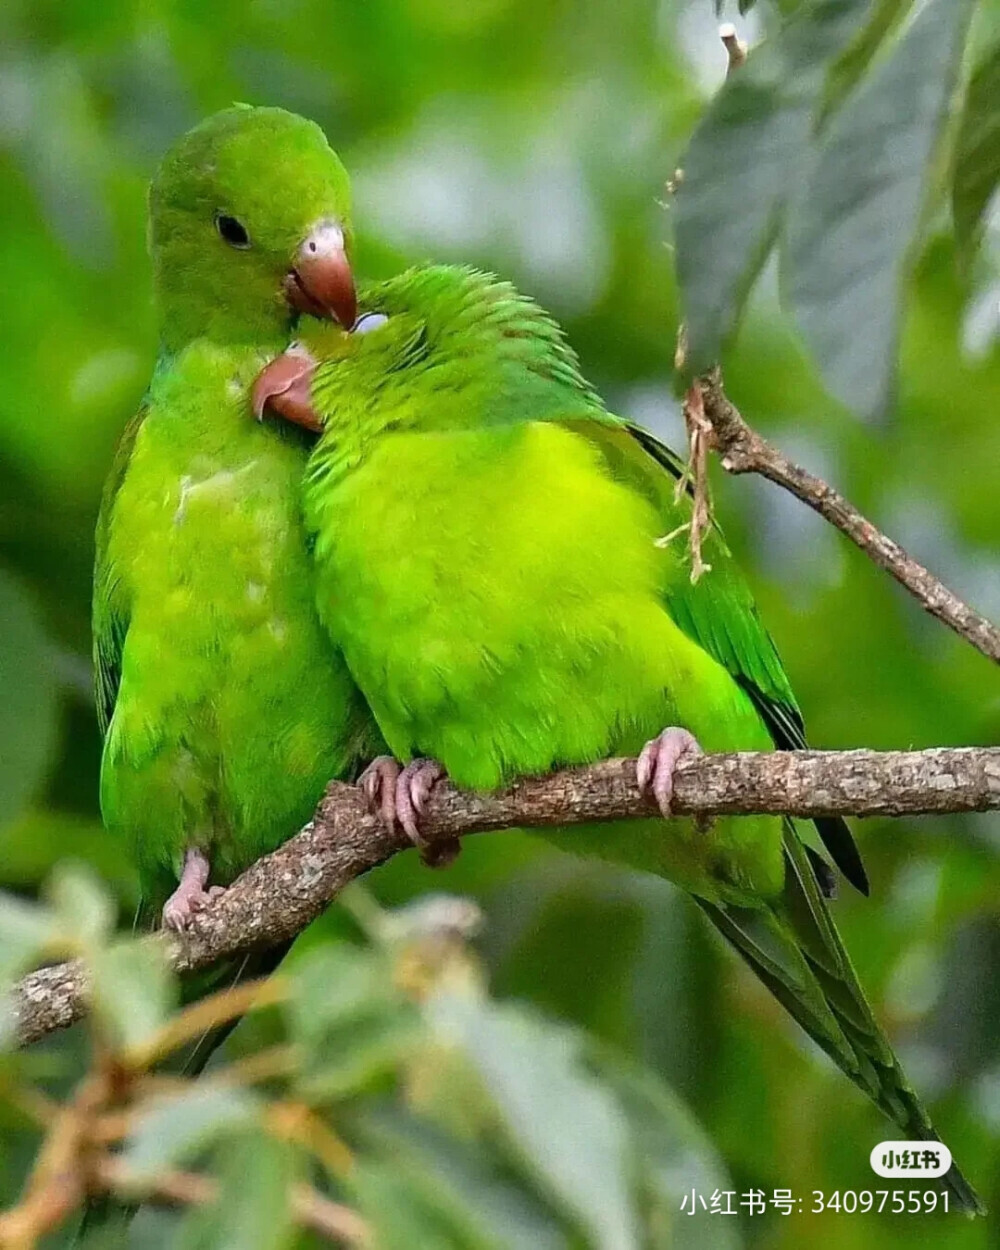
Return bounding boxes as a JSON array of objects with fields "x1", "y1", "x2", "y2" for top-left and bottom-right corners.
[{"x1": 1, "y1": 0, "x2": 999, "y2": 1245}]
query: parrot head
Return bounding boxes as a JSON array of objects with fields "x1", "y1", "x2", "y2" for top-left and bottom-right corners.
[
  {"x1": 149, "y1": 105, "x2": 356, "y2": 351},
  {"x1": 253, "y1": 265, "x2": 596, "y2": 435}
]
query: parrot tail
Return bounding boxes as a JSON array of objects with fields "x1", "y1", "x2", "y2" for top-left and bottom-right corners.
[{"x1": 694, "y1": 824, "x2": 984, "y2": 1217}]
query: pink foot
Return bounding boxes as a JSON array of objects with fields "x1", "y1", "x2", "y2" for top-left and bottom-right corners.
[
  {"x1": 359, "y1": 755, "x2": 402, "y2": 828},
  {"x1": 395, "y1": 759, "x2": 460, "y2": 868},
  {"x1": 636, "y1": 727, "x2": 703, "y2": 818},
  {"x1": 161, "y1": 849, "x2": 225, "y2": 932}
]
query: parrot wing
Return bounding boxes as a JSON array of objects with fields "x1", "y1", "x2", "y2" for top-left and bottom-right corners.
[
  {"x1": 557, "y1": 416, "x2": 983, "y2": 1209},
  {"x1": 562, "y1": 415, "x2": 868, "y2": 896},
  {"x1": 93, "y1": 404, "x2": 146, "y2": 737}
]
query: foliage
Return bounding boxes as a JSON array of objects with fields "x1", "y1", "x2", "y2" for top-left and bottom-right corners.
[
  {"x1": 678, "y1": 0, "x2": 979, "y2": 414},
  {"x1": 1, "y1": 0, "x2": 999, "y2": 1247},
  {"x1": 0, "y1": 879, "x2": 735, "y2": 1248}
]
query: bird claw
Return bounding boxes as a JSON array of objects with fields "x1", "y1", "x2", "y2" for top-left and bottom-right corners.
[
  {"x1": 636, "y1": 727, "x2": 703, "y2": 818},
  {"x1": 161, "y1": 849, "x2": 223, "y2": 931},
  {"x1": 395, "y1": 759, "x2": 460, "y2": 868},
  {"x1": 359, "y1": 755, "x2": 403, "y2": 828},
  {"x1": 396, "y1": 758, "x2": 444, "y2": 844},
  {"x1": 192, "y1": 885, "x2": 227, "y2": 909}
]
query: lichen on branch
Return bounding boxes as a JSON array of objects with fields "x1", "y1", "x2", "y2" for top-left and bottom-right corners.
[{"x1": 9, "y1": 744, "x2": 1000, "y2": 1049}]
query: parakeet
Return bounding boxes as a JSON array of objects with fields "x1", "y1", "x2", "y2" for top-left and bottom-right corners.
[
  {"x1": 254, "y1": 264, "x2": 981, "y2": 1213},
  {"x1": 94, "y1": 105, "x2": 374, "y2": 930}
]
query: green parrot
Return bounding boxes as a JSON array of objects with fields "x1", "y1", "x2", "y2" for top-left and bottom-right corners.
[
  {"x1": 94, "y1": 104, "x2": 374, "y2": 931},
  {"x1": 254, "y1": 264, "x2": 981, "y2": 1213},
  {"x1": 84, "y1": 105, "x2": 379, "y2": 1241}
]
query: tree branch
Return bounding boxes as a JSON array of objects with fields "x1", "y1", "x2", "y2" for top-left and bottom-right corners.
[
  {"x1": 9, "y1": 746, "x2": 999, "y2": 1048},
  {"x1": 694, "y1": 367, "x2": 1000, "y2": 665},
  {"x1": 672, "y1": 31, "x2": 998, "y2": 665}
]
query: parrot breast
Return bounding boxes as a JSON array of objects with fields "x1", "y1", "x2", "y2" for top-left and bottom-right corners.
[{"x1": 100, "y1": 341, "x2": 362, "y2": 893}]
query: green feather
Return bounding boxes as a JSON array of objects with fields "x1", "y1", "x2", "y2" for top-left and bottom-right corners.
[
  {"x1": 94, "y1": 107, "x2": 378, "y2": 907},
  {"x1": 86, "y1": 103, "x2": 381, "y2": 1244},
  {"x1": 288, "y1": 264, "x2": 979, "y2": 1213},
  {"x1": 592, "y1": 420, "x2": 868, "y2": 895}
]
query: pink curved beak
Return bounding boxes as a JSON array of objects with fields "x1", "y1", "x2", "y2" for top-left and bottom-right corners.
[
  {"x1": 252, "y1": 344, "x2": 321, "y2": 433},
  {"x1": 284, "y1": 221, "x2": 356, "y2": 330}
]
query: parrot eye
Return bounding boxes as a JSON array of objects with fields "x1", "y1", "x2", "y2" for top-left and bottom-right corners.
[
  {"x1": 354, "y1": 313, "x2": 389, "y2": 335},
  {"x1": 215, "y1": 214, "x2": 251, "y2": 249}
]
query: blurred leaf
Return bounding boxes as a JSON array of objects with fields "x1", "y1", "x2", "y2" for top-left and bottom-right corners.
[
  {"x1": 589, "y1": 1048, "x2": 742, "y2": 1250},
  {"x1": 952, "y1": 36, "x2": 1000, "y2": 260},
  {"x1": 352, "y1": 1158, "x2": 499, "y2": 1250},
  {"x1": 123, "y1": 1086, "x2": 263, "y2": 1182},
  {"x1": 356, "y1": 1107, "x2": 569, "y2": 1250},
  {"x1": 47, "y1": 860, "x2": 114, "y2": 949},
  {"x1": 0, "y1": 890, "x2": 57, "y2": 986},
  {"x1": 90, "y1": 937, "x2": 175, "y2": 1054},
  {"x1": 821, "y1": 0, "x2": 914, "y2": 118},
  {"x1": 175, "y1": 1132, "x2": 295, "y2": 1250},
  {"x1": 675, "y1": 0, "x2": 872, "y2": 372},
  {"x1": 0, "y1": 4, "x2": 995, "y2": 1243},
  {"x1": 286, "y1": 944, "x2": 419, "y2": 1100},
  {"x1": 431, "y1": 994, "x2": 639, "y2": 1250},
  {"x1": 0, "y1": 570, "x2": 58, "y2": 828},
  {"x1": 783, "y1": 0, "x2": 975, "y2": 416}
]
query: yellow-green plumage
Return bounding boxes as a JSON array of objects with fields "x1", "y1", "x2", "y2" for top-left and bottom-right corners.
[
  {"x1": 320, "y1": 413, "x2": 780, "y2": 896},
  {"x1": 94, "y1": 106, "x2": 374, "y2": 909},
  {"x1": 290, "y1": 265, "x2": 980, "y2": 1212},
  {"x1": 84, "y1": 106, "x2": 377, "y2": 1241},
  {"x1": 97, "y1": 342, "x2": 370, "y2": 897}
]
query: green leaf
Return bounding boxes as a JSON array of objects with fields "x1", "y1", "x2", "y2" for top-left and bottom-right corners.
[
  {"x1": 89, "y1": 938, "x2": 175, "y2": 1055},
  {"x1": 952, "y1": 37, "x2": 1000, "y2": 259},
  {"x1": 123, "y1": 1086, "x2": 263, "y2": 1182},
  {"x1": 783, "y1": 0, "x2": 975, "y2": 416},
  {"x1": 588, "y1": 1048, "x2": 742, "y2": 1250},
  {"x1": 0, "y1": 891, "x2": 57, "y2": 985},
  {"x1": 286, "y1": 945, "x2": 419, "y2": 1101},
  {"x1": 355, "y1": 1108, "x2": 569, "y2": 1250},
  {"x1": 353, "y1": 1158, "x2": 500, "y2": 1250},
  {"x1": 431, "y1": 995, "x2": 639, "y2": 1250},
  {"x1": 47, "y1": 861, "x2": 115, "y2": 950},
  {"x1": 0, "y1": 571, "x2": 58, "y2": 829},
  {"x1": 675, "y1": 0, "x2": 873, "y2": 371},
  {"x1": 714, "y1": 0, "x2": 777, "y2": 14},
  {"x1": 821, "y1": 0, "x2": 914, "y2": 118},
  {"x1": 175, "y1": 1132, "x2": 295, "y2": 1250}
]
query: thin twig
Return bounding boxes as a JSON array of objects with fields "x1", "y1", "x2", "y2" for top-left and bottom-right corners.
[
  {"x1": 719, "y1": 22, "x2": 748, "y2": 72},
  {"x1": 7, "y1": 745, "x2": 1000, "y2": 1050},
  {"x1": 92, "y1": 1158, "x2": 368, "y2": 1246},
  {"x1": 0, "y1": 1077, "x2": 104, "y2": 1248},
  {"x1": 672, "y1": 21, "x2": 998, "y2": 659},
  {"x1": 672, "y1": 20, "x2": 747, "y2": 579},
  {"x1": 128, "y1": 975, "x2": 288, "y2": 1069},
  {"x1": 0, "y1": 1049, "x2": 364, "y2": 1246},
  {"x1": 668, "y1": 381, "x2": 715, "y2": 580},
  {"x1": 695, "y1": 368, "x2": 1000, "y2": 664},
  {"x1": 291, "y1": 1184, "x2": 369, "y2": 1246},
  {"x1": 266, "y1": 1101, "x2": 355, "y2": 1177}
]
